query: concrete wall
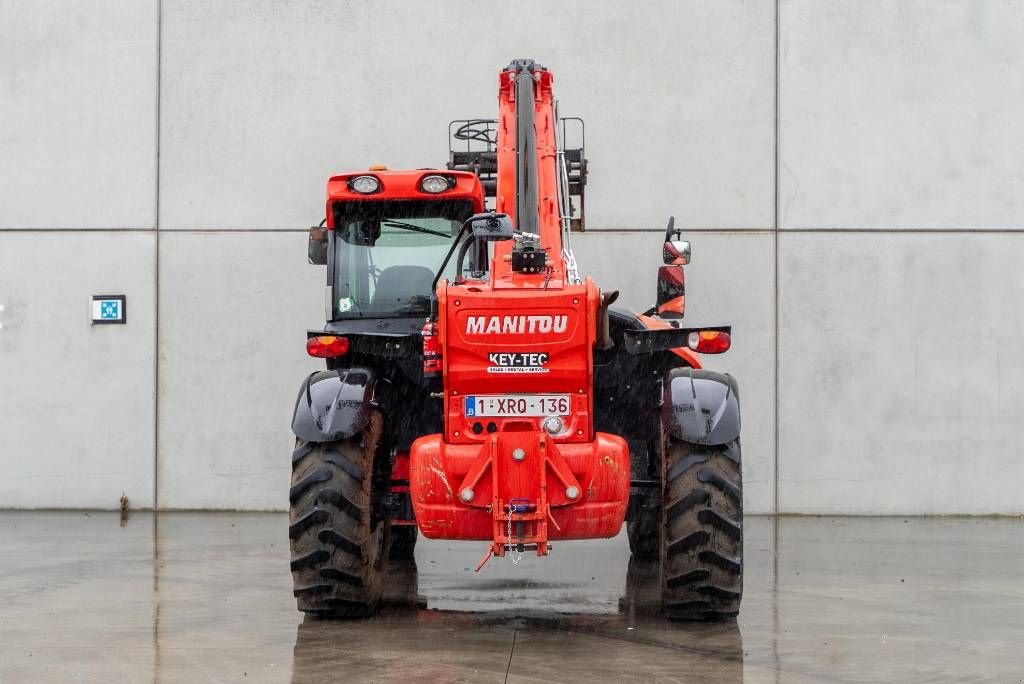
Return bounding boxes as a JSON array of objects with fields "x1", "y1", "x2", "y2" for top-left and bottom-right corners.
[{"x1": 1, "y1": 1, "x2": 1022, "y2": 514}]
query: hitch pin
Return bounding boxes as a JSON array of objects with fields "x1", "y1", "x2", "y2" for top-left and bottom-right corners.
[{"x1": 475, "y1": 546, "x2": 496, "y2": 572}]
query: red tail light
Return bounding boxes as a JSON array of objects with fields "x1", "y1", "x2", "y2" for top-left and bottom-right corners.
[
  {"x1": 687, "y1": 330, "x2": 731, "y2": 354},
  {"x1": 306, "y1": 335, "x2": 350, "y2": 358},
  {"x1": 421, "y1": 322, "x2": 442, "y2": 377}
]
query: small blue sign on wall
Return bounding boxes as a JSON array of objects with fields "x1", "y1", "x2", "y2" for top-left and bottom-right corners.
[{"x1": 91, "y1": 295, "x2": 126, "y2": 324}]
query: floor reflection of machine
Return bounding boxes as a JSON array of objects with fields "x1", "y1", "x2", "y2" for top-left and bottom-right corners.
[{"x1": 291, "y1": 555, "x2": 743, "y2": 683}]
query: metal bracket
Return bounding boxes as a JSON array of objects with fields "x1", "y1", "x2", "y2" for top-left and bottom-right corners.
[{"x1": 622, "y1": 326, "x2": 731, "y2": 355}]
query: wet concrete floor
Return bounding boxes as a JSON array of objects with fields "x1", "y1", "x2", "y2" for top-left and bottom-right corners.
[{"x1": 1, "y1": 512, "x2": 1022, "y2": 682}]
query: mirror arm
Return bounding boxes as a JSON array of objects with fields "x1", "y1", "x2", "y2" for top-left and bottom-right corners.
[{"x1": 664, "y1": 215, "x2": 678, "y2": 242}]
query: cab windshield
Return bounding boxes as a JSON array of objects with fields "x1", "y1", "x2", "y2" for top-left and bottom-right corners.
[{"x1": 332, "y1": 199, "x2": 474, "y2": 319}]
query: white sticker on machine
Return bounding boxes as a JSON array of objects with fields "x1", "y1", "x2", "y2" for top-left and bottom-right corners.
[{"x1": 487, "y1": 352, "x2": 549, "y2": 374}]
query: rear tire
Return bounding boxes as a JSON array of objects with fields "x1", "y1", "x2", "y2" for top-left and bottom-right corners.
[
  {"x1": 661, "y1": 438, "x2": 743, "y2": 620},
  {"x1": 289, "y1": 411, "x2": 391, "y2": 618}
]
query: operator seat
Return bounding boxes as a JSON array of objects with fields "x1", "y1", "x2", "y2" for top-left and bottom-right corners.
[{"x1": 371, "y1": 265, "x2": 435, "y2": 310}]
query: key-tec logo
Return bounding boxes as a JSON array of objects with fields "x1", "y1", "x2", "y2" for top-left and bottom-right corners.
[{"x1": 487, "y1": 352, "x2": 550, "y2": 374}]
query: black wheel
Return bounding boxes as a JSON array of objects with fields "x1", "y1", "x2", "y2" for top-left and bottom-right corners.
[
  {"x1": 389, "y1": 525, "x2": 418, "y2": 560},
  {"x1": 661, "y1": 438, "x2": 743, "y2": 620},
  {"x1": 289, "y1": 411, "x2": 391, "y2": 618}
]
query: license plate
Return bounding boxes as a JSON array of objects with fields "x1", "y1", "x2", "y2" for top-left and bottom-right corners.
[{"x1": 464, "y1": 394, "x2": 571, "y2": 417}]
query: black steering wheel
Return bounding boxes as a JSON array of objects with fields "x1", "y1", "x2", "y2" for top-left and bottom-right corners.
[{"x1": 454, "y1": 120, "x2": 497, "y2": 146}]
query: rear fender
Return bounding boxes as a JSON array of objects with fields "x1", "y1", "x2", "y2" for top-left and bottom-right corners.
[
  {"x1": 291, "y1": 367, "x2": 378, "y2": 443},
  {"x1": 662, "y1": 367, "x2": 740, "y2": 446}
]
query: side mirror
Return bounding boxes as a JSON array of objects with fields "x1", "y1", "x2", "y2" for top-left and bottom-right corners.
[
  {"x1": 661, "y1": 215, "x2": 690, "y2": 264},
  {"x1": 308, "y1": 225, "x2": 327, "y2": 265},
  {"x1": 656, "y1": 265, "x2": 685, "y2": 319},
  {"x1": 466, "y1": 212, "x2": 515, "y2": 241},
  {"x1": 663, "y1": 240, "x2": 690, "y2": 265}
]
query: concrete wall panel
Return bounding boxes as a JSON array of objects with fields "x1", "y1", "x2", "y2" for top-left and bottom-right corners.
[
  {"x1": 0, "y1": 1, "x2": 158, "y2": 229},
  {"x1": 780, "y1": 1, "x2": 1024, "y2": 230},
  {"x1": 778, "y1": 233, "x2": 1024, "y2": 514},
  {"x1": 157, "y1": 230, "x2": 774, "y2": 513},
  {"x1": 573, "y1": 230, "x2": 775, "y2": 513},
  {"x1": 159, "y1": 0, "x2": 774, "y2": 231},
  {"x1": 5, "y1": 0, "x2": 1024, "y2": 516},
  {"x1": 157, "y1": 232, "x2": 323, "y2": 510},
  {"x1": 0, "y1": 232, "x2": 155, "y2": 508}
]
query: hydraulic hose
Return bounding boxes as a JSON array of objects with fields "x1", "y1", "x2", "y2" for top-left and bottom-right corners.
[{"x1": 455, "y1": 233, "x2": 475, "y2": 280}]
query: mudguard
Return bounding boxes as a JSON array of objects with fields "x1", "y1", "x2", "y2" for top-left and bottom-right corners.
[
  {"x1": 662, "y1": 367, "x2": 740, "y2": 446},
  {"x1": 291, "y1": 367, "x2": 378, "y2": 443}
]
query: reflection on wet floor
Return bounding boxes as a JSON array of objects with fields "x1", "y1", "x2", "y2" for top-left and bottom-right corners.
[
  {"x1": 1, "y1": 512, "x2": 1023, "y2": 682},
  {"x1": 294, "y1": 556, "x2": 743, "y2": 682}
]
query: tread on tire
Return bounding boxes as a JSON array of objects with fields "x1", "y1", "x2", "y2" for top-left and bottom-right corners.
[
  {"x1": 289, "y1": 411, "x2": 391, "y2": 618},
  {"x1": 661, "y1": 438, "x2": 743, "y2": 620}
]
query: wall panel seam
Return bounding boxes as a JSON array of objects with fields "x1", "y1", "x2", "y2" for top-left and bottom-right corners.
[
  {"x1": 3, "y1": 227, "x2": 1019, "y2": 234},
  {"x1": 0, "y1": 228, "x2": 158, "y2": 232},
  {"x1": 773, "y1": 0, "x2": 781, "y2": 518},
  {"x1": 153, "y1": 0, "x2": 163, "y2": 510}
]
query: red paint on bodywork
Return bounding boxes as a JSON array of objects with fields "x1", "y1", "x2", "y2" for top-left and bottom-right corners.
[
  {"x1": 410, "y1": 431, "x2": 629, "y2": 552},
  {"x1": 411, "y1": 273, "x2": 630, "y2": 553},
  {"x1": 324, "y1": 169, "x2": 485, "y2": 227},
  {"x1": 439, "y1": 281, "x2": 599, "y2": 443}
]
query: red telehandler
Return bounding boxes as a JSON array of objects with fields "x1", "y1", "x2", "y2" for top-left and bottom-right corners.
[{"x1": 290, "y1": 60, "x2": 742, "y2": 620}]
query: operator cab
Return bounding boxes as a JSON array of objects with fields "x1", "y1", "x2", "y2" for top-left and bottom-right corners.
[
  {"x1": 310, "y1": 169, "x2": 485, "y2": 324},
  {"x1": 332, "y1": 199, "x2": 472, "y2": 318}
]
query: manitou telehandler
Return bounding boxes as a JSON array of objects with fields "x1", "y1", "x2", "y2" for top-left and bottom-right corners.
[{"x1": 289, "y1": 60, "x2": 742, "y2": 620}]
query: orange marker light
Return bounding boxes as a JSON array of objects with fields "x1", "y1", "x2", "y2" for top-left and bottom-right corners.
[
  {"x1": 306, "y1": 335, "x2": 350, "y2": 358},
  {"x1": 687, "y1": 330, "x2": 731, "y2": 354}
]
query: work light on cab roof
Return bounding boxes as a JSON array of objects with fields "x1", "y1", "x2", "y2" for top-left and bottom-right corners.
[{"x1": 347, "y1": 175, "x2": 380, "y2": 194}]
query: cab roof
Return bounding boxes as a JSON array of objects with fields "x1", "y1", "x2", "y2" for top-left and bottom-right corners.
[{"x1": 326, "y1": 168, "x2": 485, "y2": 213}]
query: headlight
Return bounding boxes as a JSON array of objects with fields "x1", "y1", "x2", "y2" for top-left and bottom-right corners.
[
  {"x1": 420, "y1": 174, "x2": 453, "y2": 194},
  {"x1": 349, "y1": 175, "x2": 381, "y2": 194}
]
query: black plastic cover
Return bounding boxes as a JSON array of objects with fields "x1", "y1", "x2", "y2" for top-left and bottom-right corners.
[
  {"x1": 468, "y1": 212, "x2": 514, "y2": 240},
  {"x1": 291, "y1": 367, "x2": 377, "y2": 443},
  {"x1": 662, "y1": 367, "x2": 741, "y2": 446}
]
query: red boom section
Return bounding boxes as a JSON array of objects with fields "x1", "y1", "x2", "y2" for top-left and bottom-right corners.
[
  {"x1": 492, "y1": 64, "x2": 564, "y2": 284},
  {"x1": 410, "y1": 62, "x2": 630, "y2": 558}
]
